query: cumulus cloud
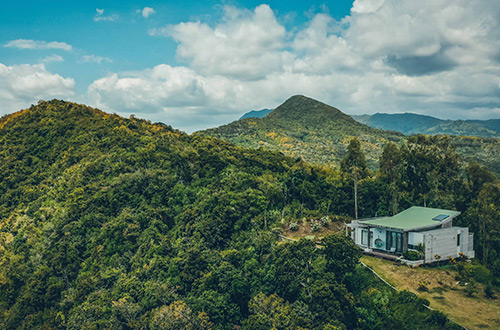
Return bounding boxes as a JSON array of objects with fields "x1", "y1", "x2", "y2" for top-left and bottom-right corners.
[
  {"x1": 150, "y1": 5, "x2": 290, "y2": 80},
  {"x1": 4, "y1": 39, "x2": 72, "y2": 51},
  {"x1": 94, "y1": 8, "x2": 119, "y2": 22},
  {"x1": 88, "y1": 1, "x2": 500, "y2": 132},
  {"x1": 0, "y1": 63, "x2": 75, "y2": 114},
  {"x1": 88, "y1": 65, "x2": 208, "y2": 111},
  {"x1": 82, "y1": 55, "x2": 112, "y2": 64},
  {"x1": 138, "y1": 7, "x2": 156, "y2": 18}
]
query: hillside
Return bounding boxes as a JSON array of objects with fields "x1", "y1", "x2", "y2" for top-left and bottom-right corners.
[
  {"x1": 0, "y1": 100, "x2": 462, "y2": 329},
  {"x1": 362, "y1": 256, "x2": 500, "y2": 330},
  {"x1": 0, "y1": 100, "x2": 343, "y2": 328},
  {"x1": 200, "y1": 95, "x2": 405, "y2": 169},
  {"x1": 351, "y1": 113, "x2": 500, "y2": 138}
]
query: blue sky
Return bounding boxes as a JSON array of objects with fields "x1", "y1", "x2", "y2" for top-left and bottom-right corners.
[
  {"x1": 0, "y1": 0, "x2": 353, "y2": 92},
  {"x1": 1, "y1": 0, "x2": 500, "y2": 132}
]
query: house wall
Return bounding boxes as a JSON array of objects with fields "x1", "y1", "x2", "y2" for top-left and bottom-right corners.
[
  {"x1": 372, "y1": 228, "x2": 386, "y2": 249},
  {"x1": 408, "y1": 232, "x2": 424, "y2": 247},
  {"x1": 423, "y1": 227, "x2": 474, "y2": 263}
]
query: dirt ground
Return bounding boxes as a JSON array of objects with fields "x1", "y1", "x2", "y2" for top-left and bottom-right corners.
[{"x1": 281, "y1": 219, "x2": 345, "y2": 240}]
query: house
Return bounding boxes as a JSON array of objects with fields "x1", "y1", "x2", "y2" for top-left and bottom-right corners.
[{"x1": 347, "y1": 206, "x2": 475, "y2": 264}]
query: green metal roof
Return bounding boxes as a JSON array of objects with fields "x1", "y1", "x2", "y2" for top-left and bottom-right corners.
[{"x1": 360, "y1": 206, "x2": 460, "y2": 231}]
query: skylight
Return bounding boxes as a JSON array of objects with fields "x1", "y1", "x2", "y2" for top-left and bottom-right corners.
[{"x1": 432, "y1": 214, "x2": 449, "y2": 221}]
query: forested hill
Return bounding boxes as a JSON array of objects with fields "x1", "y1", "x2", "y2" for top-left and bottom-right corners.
[
  {"x1": 0, "y1": 100, "x2": 466, "y2": 329},
  {"x1": 200, "y1": 95, "x2": 500, "y2": 177},
  {"x1": 199, "y1": 95, "x2": 405, "y2": 169}
]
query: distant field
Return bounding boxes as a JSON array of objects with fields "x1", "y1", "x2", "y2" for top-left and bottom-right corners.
[{"x1": 361, "y1": 256, "x2": 500, "y2": 330}]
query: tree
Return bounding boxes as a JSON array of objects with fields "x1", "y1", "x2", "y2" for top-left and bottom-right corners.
[
  {"x1": 465, "y1": 182, "x2": 500, "y2": 265},
  {"x1": 322, "y1": 234, "x2": 362, "y2": 279},
  {"x1": 465, "y1": 162, "x2": 497, "y2": 205},
  {"x1": 340, "y1": 138, "x2": 369, "y2": 219},
  {"x1": 378, "y1": 142, "x2": 403, "y2": 215},
  {"x1": 149, "y1": 300, "x2": 212, "y2": 330}
]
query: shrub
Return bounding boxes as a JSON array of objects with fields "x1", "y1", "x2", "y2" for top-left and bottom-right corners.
[
  {"x1": 311, "y1": 221, "x2": 322, "y2": 232},
  {"x1": 418, "y1": 281, "x2": 429, "y2": 292},
  {"x1": 289, "y1": 222, "x2": 299, "y2": 231},
  {"x1": 320, "y1": 216, "x2": 331, "y2": 227},
  {"x1": 402, "y1": 251, "x2": 421, "y2": 261},
  {"x1": 472, "y1": 264, "x2": 493, "y2": 284},
  {"x1": 484, "y1": 283, "x2": 495, "y2": 299},
  {"x1": 464, "y1": 281, "x2": 477, "y2": 297}
]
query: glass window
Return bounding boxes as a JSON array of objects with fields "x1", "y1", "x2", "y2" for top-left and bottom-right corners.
[
  {"x1": 361, "y1": 230, "x2": 368, "y2": 246},
  {"x1": 386, "y1": 230, "x2": 402, "y2": 252}
]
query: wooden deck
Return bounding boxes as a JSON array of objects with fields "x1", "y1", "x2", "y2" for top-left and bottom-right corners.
[{"x1": 363, "y1": 249, "x2": 401, "y2": 261}]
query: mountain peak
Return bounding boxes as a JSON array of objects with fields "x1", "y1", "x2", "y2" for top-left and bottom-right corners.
[
  {"x1": 267, "y1": 95, "x2": 347, "y2": 122},
  {"x1": 198, "y1": 95, "x2": 404, "y2": 169}
]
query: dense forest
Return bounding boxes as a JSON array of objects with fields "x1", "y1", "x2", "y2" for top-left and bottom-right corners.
[{"x1": 0, "y1": 100, "x2": 498, "y2": 329}]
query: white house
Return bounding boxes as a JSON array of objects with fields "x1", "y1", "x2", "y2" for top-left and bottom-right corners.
[{"x1": 347, "y1": 206, "x2": 475, "y2": 264}]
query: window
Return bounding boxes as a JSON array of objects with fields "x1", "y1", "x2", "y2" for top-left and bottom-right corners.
[
  {"x1": 361, "y1": 230, "x2": 368, "y2": 246},
  {"x1": 457, "y1": 233, "x2": 461, "y2": 246},
  {"x1": 386, "y1": 231, "x2": 403, "y2": 253}
]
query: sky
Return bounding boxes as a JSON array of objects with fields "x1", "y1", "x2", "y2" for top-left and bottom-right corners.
[{"x1": 1, "y1": 0, "x2": 500, "y2": 133}]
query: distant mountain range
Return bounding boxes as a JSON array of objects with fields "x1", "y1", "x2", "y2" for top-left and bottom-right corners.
[
  {"x1": 201, "y1": 96, "x2": 500, "y2": 176},
  {"x1": 239, "y1": 108, "x2": 273, "y2": 120},
  {"x1": 351, "y1": 113, "x2": 500, "y2": 138}
]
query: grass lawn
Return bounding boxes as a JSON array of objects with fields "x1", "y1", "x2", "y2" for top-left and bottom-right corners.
[{"x1": 361, "y1": 255, "x2": 500, "y2": 329}]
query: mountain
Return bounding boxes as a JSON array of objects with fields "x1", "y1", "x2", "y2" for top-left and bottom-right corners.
[
  {"x1": 199, "y1": 95, "x2": 405, "y2": 169},
  {"x1": 467, "y1": 119, "x2": 500, "y2": 134},
  {"x1": 200, "y1": 97, "x2": 500, "y2": 176},
  {"x1": 351, "y1": 113, "x2": 500, "y2": 138},
  {"x1": 239, "y1": 108, "x2": 273, "y2": 120},
  {"x1": 3, "y1": 100, "x2": 455, "y2": 329},
  {"x1": 0, "y1": 100, "x2": 352, "y2": 328},
  {"x1": 0, "y1": 100, "x2": 492, "y2": 329}
]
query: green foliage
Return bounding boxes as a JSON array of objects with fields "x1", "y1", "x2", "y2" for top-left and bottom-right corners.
[
  {"x1": 402, "y1": 251, "x2": 421, "y2": 261},
  {"x1": 320, "y1": 216, "x2": 331, "y2": 227},
  {"x1": 311, "y1": 220, "x2": 322, "y2": 232},
  {"x1": 484, "y1": 283, "x2": 495, "y2": 299},
  {"x1": 464, "y1": 281, "x2": 478, "y2": 297},
  {"x1": 289, "y1": 222, "x2": 299, "y2": 231},
  {"x1": 0, "y1": 100, "x2": 484, "y2": 329}
]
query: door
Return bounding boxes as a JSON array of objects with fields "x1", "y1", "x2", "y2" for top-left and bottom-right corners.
[{"x1": 386, "y1": 231, "x2": 403, "y2": 253}]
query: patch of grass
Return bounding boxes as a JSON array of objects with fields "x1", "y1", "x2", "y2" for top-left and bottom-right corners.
[
  {"x1": 361, "y1": 255, "x2": 500, "y2": 330},
  {"x1": 430, "y1": 286, "x2": 449, "y2": 294}
]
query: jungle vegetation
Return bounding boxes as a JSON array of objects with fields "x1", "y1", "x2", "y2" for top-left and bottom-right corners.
[{"x1": 0, "y1": 99, "x2": 498, "y2": 329}]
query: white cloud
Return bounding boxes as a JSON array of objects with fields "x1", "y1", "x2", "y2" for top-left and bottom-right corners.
[
  {"x1": 150, "y1": 4, "x2": 289, "y2": 80},
  {"x1": 88, "y1": 64, "x2": 208, "y2": 111},
  {"x1": 82, "y1": 55, "x2": 112, "y2": 64},
  {"x1": 0, "y1": 63, "x2": 75, "y2": 114},
  {"x1": 4, "y1": 39, "x2": 72, "y2": 51},
  {"x1": 87, "y1": 1, "x2": 500, "y2": 132},
  {"x1": 139, "y1": 7, "x2": 156, "y2": 18},
  {"x1": 351, "y1": 0, "x2": 385, "y2": 14},
  {"x1": 94, "y1": 8, "x2": 118, "y2": 22},
  {"x1": 41, "y1": 54, "x2": 64, "y2": 63}
]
